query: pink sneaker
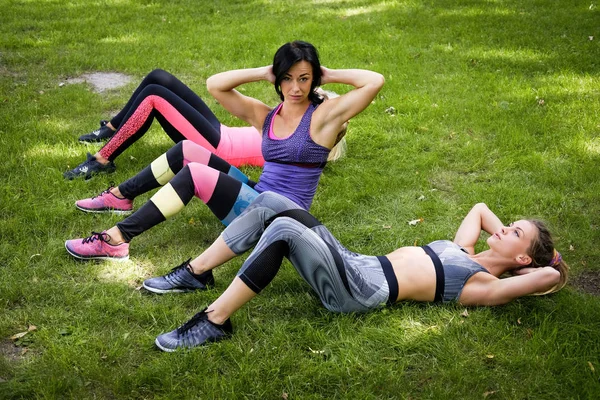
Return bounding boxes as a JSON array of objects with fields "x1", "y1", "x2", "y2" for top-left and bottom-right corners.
[
  {"x1": 76, "y1": 187, "x2": 133, "y2": 214},
  {"x1": 65, "y1": 231, "x2": 129, "y2": 261}
]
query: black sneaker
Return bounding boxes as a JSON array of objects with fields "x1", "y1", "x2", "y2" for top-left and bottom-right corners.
[
  {"x1": 78, "y1": 120, "x2": 115, "y2": 143},
  {"x1": 155, "y1": 309, "x2": 233, "y2": 352},
  {"x1": 63, "y1": 152, "x2": 116, "y2": 180}
]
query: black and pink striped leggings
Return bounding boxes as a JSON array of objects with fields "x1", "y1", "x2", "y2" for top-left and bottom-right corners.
[{"x1": 97, "y1": 69, "x2": 263, "y2": 167}]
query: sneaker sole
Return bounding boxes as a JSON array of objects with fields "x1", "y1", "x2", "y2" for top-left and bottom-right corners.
[
  {"x1": 75, "y1": 203, "x2": 133, "y2": 215},
  {"x1": 142, "y1": 282, "x2": 196, "y2": 294},
  {"x1": 65, "y1": 242, "x2": 129, "y2": 262},
  {"x1": 155, "y1": 338, "x2": 177, "y2": 352},
  {"x1": 78, "y1": 139, "x2": 105, "y2": 143},
  {"x1": 64, "y1": 171, "x2": 116, "y2": 181}
]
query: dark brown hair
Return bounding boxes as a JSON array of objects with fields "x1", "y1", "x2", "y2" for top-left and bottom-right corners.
[{"x1": 273, "y1": 41, "x2": 323, "y2": 104}]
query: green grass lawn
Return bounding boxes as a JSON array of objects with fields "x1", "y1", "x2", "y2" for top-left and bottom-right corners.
[{"x1": 1, "y1": 0, "x2": 600, "y2": 398}]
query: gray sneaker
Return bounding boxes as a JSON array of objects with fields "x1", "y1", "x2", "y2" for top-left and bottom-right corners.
[
  {"x1": 143, "y1": 259, "x2": 214, "y2": 294},
  {"x1": 155, "y1": 309, "x2": 232, "y2": 352}
]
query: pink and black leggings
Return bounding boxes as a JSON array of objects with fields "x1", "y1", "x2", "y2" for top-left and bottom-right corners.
[
  {"x1": 115, "y1": 140, "x2": 261, "y2": 242},
  {"x1": 98, "y1": 69, "x2": 225, "y2": 162}
]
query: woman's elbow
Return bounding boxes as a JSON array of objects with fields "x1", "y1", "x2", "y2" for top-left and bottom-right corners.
[
  {"x1": 373, "y1": 73, "x2": 385, "y2": 90},
  {"x1": 474, "y1": 202, "x2": 489, "y2": 210},
  {"x1": 206, "y1": 76, "x2": 217, "y2": 94},
  {"x1": 543, "y1": 267, "x2": 562, "y2": 287}
]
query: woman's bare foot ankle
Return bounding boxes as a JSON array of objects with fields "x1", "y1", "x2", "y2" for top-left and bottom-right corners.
[
  {"x1": 189, "y1": 259, "x2": 208, "y2": 275},
  {"x1": 110, "y1": 187, "x2": 125, "y2": 199},
  {"x1": 105, "y1": 227, "x2": 126, "y2": 245},
  {"x1": 206, "y1": 308, "x2": 229, "y2": 325},
  {"x1": 94, "y1": 153, "x2": 110, "y2": 166}
]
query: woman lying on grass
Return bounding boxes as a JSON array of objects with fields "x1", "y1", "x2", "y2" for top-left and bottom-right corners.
[{"x1": 142, "y1": 191, "x2": 569, "y2": 352}]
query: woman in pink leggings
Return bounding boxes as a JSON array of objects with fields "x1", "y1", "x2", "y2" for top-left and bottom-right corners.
[
  {"x1": 63, "y1": 69, "x2": 264, "y2": 180},
  {"x1": 65, "y1": 41, "x2": 385, "y2": 283}
]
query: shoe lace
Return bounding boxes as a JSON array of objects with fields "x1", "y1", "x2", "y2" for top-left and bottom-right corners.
[
  {"x1": 81, "y1": 231, "x2": 111, "y2": 244},
  {"x1": 92, "y1": 183, "x2": 116, "y2": 200},
  {"x1": 166, "y1": 258, "x2": 192, "y2": 278},
  {"x1": 177, "y1": 309, "x2": 210, "y2": 334}
]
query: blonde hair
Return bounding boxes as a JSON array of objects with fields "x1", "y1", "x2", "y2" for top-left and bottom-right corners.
[
  {"x1": 316, "y1": 88, "x2": 348, "y2": 162},
  {"x1": 527, "y1": 220, "x2": 569, "y2": 295}
]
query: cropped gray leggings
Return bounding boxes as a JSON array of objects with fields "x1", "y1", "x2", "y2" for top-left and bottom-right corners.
[{"x1": 221, "y1": 192, "x2": 396, "y2": 313}]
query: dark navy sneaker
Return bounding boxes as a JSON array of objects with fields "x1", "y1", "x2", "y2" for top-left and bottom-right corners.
[
  {"x1": 63, "y1": 152, "x2": 116, "y2": 180},
  {"x1": 79, "y1": 120, "x2": 115, "y2": 143},
  {"x1": 143, "y1": 259, "x2": 214, "y2": 294},
  {"x1": 155, "y1": 309, "x2": 233, "y2": 352}
]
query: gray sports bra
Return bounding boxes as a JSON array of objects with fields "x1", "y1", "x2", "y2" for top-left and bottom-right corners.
[{"x1": 424, "y1": 240, "x2": 490, "y2": 302}]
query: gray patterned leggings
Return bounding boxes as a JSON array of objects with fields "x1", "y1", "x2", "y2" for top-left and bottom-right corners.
[{"x1": 221, "y1": 192, "x2": 394, "y2": 313}]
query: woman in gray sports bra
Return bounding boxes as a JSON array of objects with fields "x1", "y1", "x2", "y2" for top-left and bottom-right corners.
[{"x1": 144, "y1": 192, "x2": 569, "y2": 352}]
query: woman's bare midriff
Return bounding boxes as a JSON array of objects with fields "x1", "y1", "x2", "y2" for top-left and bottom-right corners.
[{"x1": 386, "y1": 246, "x2": 438, "y2": 303}]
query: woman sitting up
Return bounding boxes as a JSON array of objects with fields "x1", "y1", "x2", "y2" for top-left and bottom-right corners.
[
  {"x1": 64, "y1": 41, "x2": 384, "y2": 267},
  {"x1": 139, "y1": 192, "x2": 568, "y2": 352}
]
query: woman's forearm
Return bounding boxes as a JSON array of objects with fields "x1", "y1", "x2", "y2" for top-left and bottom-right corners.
[
  {"x1": 207, "y1": 66, "x2": 273, "y2": 94},
  {"x1": 320, "y1": 68, "x2": 384, "y2": 90}
]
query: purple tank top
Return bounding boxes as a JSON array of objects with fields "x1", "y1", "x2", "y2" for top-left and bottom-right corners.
[{"x1": 254, "y1": 102, "x2": 330, "y2": 210}]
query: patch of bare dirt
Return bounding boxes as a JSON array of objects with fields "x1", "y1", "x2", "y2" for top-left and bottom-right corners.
[
  {"x1": 0, "y1": 340, "x2": 26, "y2": 362},
  {"x1": 63, "y1": 72, "x2": 133, "y2": 93},
  {"x1": 570, "y1": 270, "x2": 600, "y2": 296}
]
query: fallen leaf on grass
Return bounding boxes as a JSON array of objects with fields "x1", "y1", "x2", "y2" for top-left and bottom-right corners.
[
  {"x1": 517, "y1": 318, "x2": 522, "y2": 325},
  {"x1": 10, "y1": 332, "x2": 28, "y2": 340},
  {"x1": 10, "y1": 325, "x2": 37, "y2": 341},
  {"x1": 569, "y1": 245, "x2": 575, "y2": 251},
  {"x1": 526, "y1": 328, "x2": 534, "y2": 338},
  {"x1": 382, "y1": 225, "x2": 392, "y2": 229},
  {"x1": 282, "y1": 393, "x2": 289, "y2": 400},
  {"x1": 308, "y1": 347, "x2": 325, "y2": 354},
  {"x1": 461, "y1": 310, "x2": 469, "y2": 318},
  {"x1": 483, "y1": 390, "x2": 497, "y2": 398},
  {"x1": 589, "y1": 361, "x2": 596, "y2": 373},
  {"x1": 486, "y1": 354, "x2": 495, "y2": 359},
  {"x1": 408, "y1": 218, "x2": 424, "y2": 226}
]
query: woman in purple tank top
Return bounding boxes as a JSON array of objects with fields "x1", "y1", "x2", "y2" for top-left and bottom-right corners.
[{"x1": 65, "y1": 42, "x2": 385, "y2": 278}]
